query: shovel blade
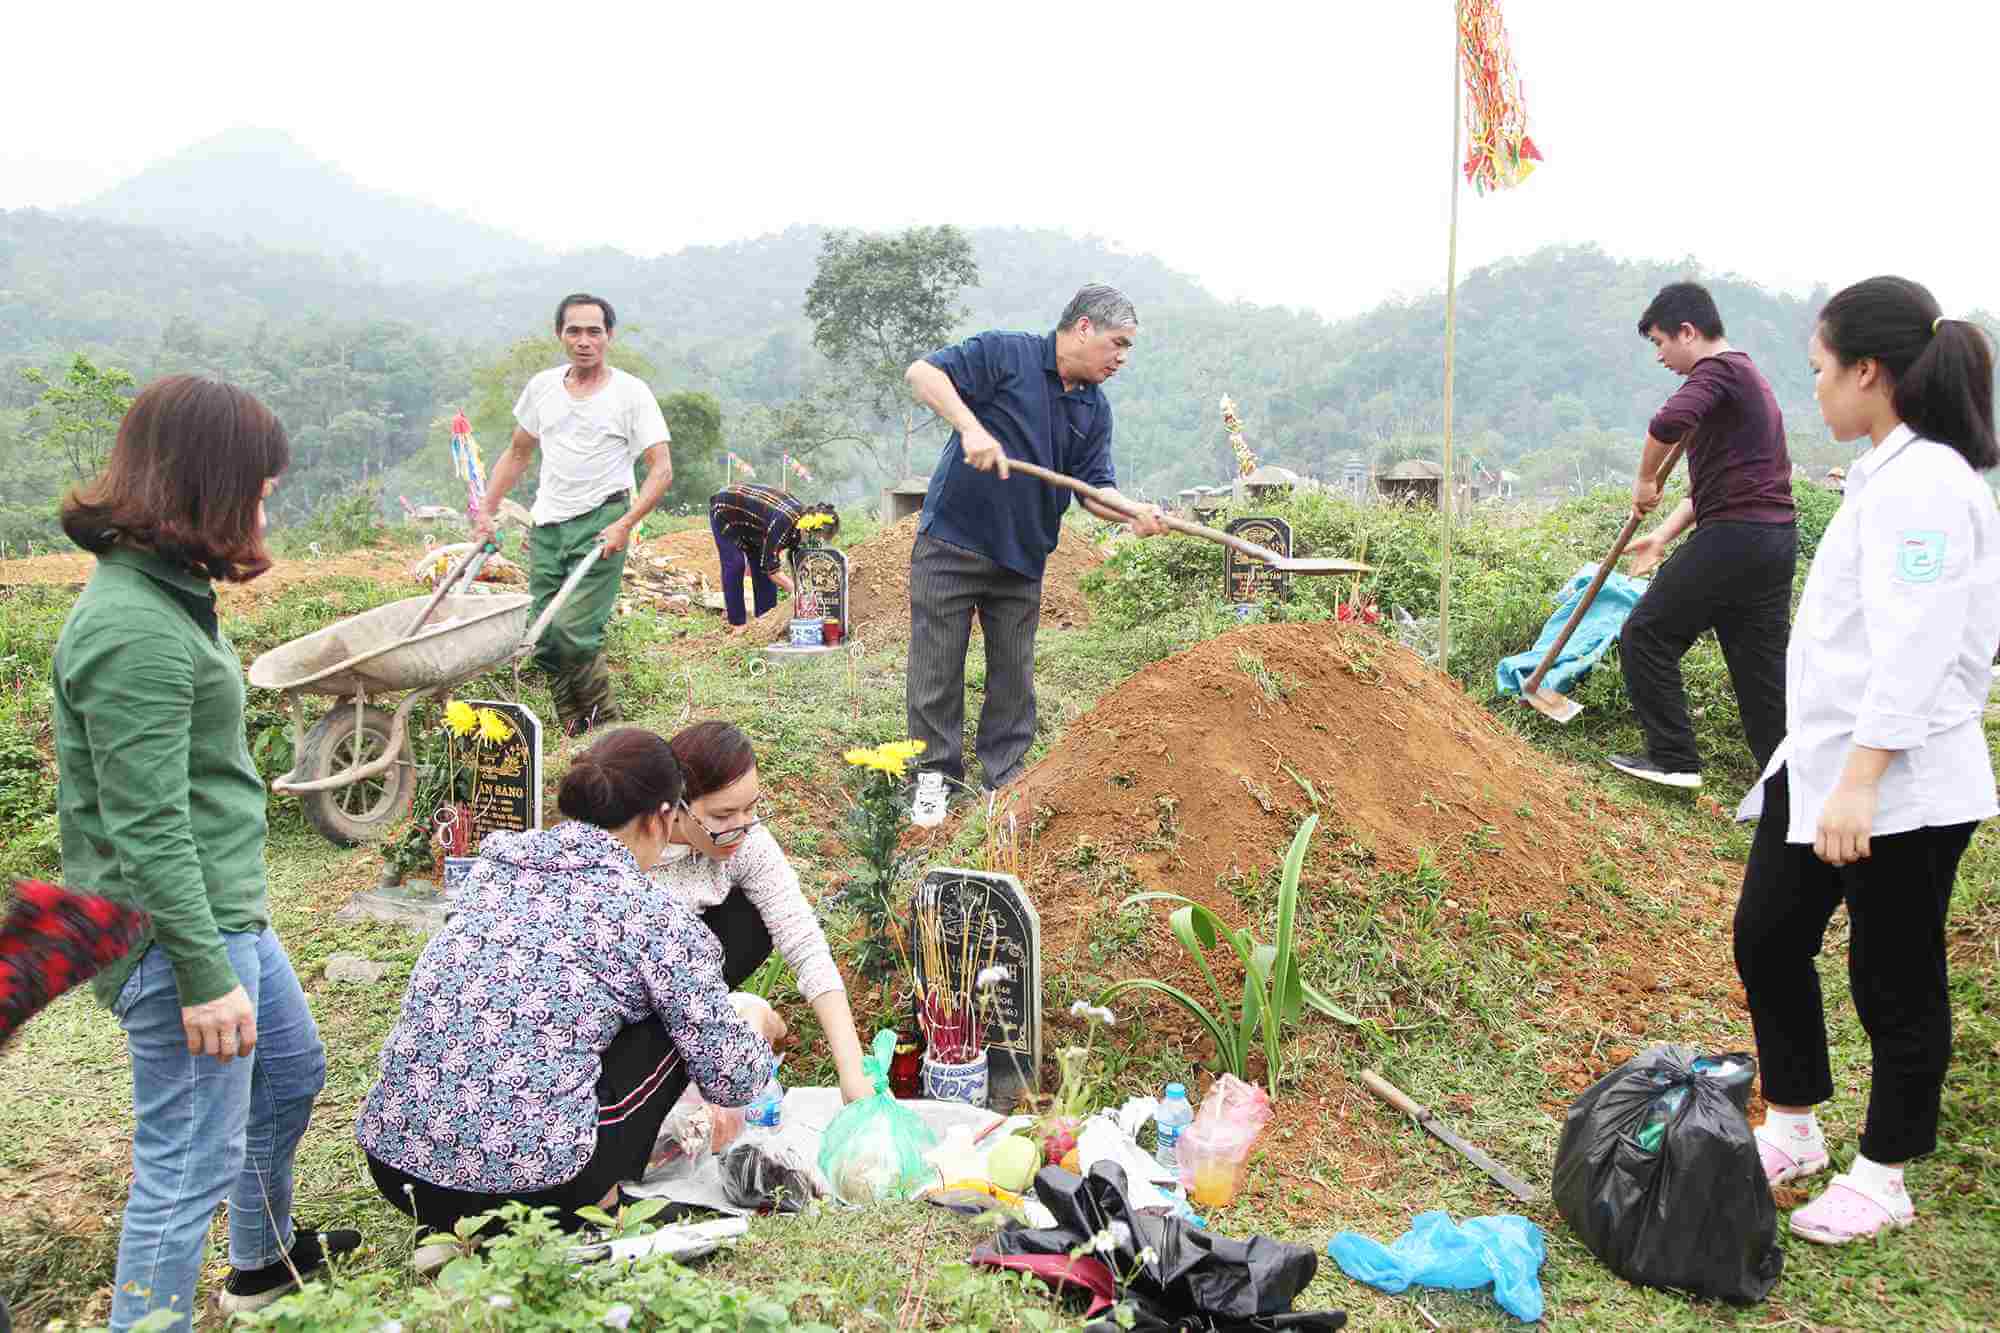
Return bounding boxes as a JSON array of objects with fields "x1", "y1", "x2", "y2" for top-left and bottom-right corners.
[
  {"x1": 1521, "y1": 687, "x2": 1583, "y2": 724},
  {"x1": 1273, "y1": 557, "x2": 1373, "y2": 575}
]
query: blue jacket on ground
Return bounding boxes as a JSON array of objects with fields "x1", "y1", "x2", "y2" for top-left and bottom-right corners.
[{"x1": 1495, "y1": 565, "x2": 1652, "y2": 699}]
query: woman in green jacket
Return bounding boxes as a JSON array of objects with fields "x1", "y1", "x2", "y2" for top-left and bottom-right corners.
[{"x1": 53, "y1": 377, "x2": 358, "y2": 1328}]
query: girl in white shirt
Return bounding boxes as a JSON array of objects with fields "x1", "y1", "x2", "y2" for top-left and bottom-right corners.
[
  {"x1": 1736, "y1": 276, "x2": 1999, "y2": 1244},
  {"x1": 655, "y1": 721, "x2": 873, "y2": 1102}
]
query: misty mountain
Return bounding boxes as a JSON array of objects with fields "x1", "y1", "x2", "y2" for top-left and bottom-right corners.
[{"x1": 70, "y1": 128, "x2": 549, "y2": 284}]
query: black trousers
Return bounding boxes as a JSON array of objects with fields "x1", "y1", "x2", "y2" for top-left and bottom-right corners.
[
  {"x1": 907, "y1": 533, "x2": 1043, "y2": 787},
  {"x1": 1734, "y1": 767, "x2": 1976, "y2": 1163},
  {"x1": 367, "y1": 887, "x2": 775, "y2": 1235},
  {"x1": 1621, "y1": 520, "x2": 1795, "y2": 773}
]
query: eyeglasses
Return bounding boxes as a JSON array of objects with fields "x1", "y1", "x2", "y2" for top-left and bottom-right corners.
[{"x1": 679, "y1": 799, "x2": 768, "y2": 849}]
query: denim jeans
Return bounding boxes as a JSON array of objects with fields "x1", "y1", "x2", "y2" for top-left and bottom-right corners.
[{"x1": 109, "y1": 929, "x2": 326, "y2": 1331}]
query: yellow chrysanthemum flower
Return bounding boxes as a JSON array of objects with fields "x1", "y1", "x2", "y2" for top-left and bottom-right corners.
[
  {"x1": 797, "y1": 512, "x2": 833, "y2": 532},
  {"x1": 476, "y1": 708, "x2": 512, "y2": 745},
  {"x1": 443, "y1": 700, "x2": 478, "y2": 737},
  {"x1": 844, "y1": 747, "x2": 879, "y2": 768}
]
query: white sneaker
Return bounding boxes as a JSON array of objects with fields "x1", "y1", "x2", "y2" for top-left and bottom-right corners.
[{"x1": 910, "y1": 771, "x2": 949, "y2": 828}]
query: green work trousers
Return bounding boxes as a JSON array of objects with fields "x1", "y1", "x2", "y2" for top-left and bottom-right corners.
[{"x1": 528, "y1": 494, "x2": 628, "y2": 730}]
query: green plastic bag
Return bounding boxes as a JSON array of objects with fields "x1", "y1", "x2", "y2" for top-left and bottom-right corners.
[{"x1": 818, "y1": 1030, "x2": 939, "y2": 1203}]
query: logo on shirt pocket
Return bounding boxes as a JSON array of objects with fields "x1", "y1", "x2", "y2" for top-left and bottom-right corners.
[{"x1": 1896, "y1": 530, "x2": 1946, "y2": 584}]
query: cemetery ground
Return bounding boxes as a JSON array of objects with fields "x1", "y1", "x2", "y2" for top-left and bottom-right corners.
[{"x1": 1, "y1": 497, "x2": 1997, "y2": 1331}]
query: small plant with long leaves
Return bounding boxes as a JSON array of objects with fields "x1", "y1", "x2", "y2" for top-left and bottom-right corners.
[{"x1": 1096, "y1": 814, "x2": 1361, "y2": 1096}]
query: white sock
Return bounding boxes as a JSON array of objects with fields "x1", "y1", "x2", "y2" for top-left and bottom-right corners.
[
  {"x1": 1762, "y1": 1108, "x2": 1823, "y2": 1147},
  {"x1": 1848, "y1": 1152, "x2": 1906, "y2": 1200}
]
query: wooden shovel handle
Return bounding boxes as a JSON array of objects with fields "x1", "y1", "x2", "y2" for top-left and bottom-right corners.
[
  {"x1": 1359, "y1": 1069, "x2": 1427, "y2": 1120},
  {"x1": 1002, "y1": 458, "x2": 1288, "y2": 566},
  {"x1": 1523, "y1": 440, "x2": 1688, "y2": 695}
]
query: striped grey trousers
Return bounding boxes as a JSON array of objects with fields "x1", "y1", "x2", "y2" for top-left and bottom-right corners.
[{"x1": 906, "y1": 533, "x2": 1042, "y2": 788}]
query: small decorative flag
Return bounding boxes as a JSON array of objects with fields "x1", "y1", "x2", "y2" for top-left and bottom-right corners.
[
  {"x1": 449, "y1": 411, "x2": 486, "y2": 524},
  {"x1": 728, "y1": 452, "x2": 755, "y2": 478},
  {"x1": 784, "y1": 453, "x2": 814, "y2": 483},
  {"x1": 1458, "y1": 0, "x2": 1543, "y2": 195}
]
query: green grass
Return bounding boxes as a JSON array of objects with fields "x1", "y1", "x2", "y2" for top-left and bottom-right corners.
[{"x1": 3, "y1": 493, "x2": 1996, "y2": 1329}]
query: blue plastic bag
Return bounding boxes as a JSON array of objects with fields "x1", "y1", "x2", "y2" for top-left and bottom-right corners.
[
  {"x1": 1494, "y1": 565, "x2": 1651, "y2": 701},
  {"x1": 1329, "y1": 1211, "x2": 1545, "y2": 1323}
]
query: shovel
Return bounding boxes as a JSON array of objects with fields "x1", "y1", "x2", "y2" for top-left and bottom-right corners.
[
  {"x1": 1518, "y1": 439, "x2": 1688, "y2": 724},
  {"x1": 1003, "y1": 458, "x2": 1371, "y2": 575}
]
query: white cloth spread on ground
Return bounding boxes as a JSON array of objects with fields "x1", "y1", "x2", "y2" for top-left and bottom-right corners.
[
  {"x1": 512, "y1": 366, "x2": 670, "y2": 525},
  {"x1": 648, "y1": 826, "x2": 845, "y2": 1003}
]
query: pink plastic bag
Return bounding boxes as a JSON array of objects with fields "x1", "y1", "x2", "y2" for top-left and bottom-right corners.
[{"x1": 1176, "y1": 1074, "x2": 1272, "y2": 1208}]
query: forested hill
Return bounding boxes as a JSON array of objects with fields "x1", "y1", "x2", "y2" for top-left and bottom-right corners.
[
  {"x1": 71, "y1": 128, "x2": 550, "y2": 285},
  {"x1": 9, "y1": 170, "x2": 1985, "y2": 533}
]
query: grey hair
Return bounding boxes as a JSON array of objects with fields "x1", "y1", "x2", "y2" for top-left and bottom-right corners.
[{"x1": 1058, "y1": 284, "x2": 1137, "y2": 333}]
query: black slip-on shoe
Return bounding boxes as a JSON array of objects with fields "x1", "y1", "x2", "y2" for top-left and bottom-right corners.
[
  {"x1": 1606, "y1": 751, "x2": 1702, "y2": 790},
  {"x1": 216, "y1": 1223, "x2": 363, "y2": 1313}
]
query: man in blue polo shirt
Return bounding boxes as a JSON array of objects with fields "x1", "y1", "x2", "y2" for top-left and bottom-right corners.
[{"x1": 901, "y1": 284, "x2": 1167, "y2": 826}]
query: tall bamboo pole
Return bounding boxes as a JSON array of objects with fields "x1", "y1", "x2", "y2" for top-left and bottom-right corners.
[{"x1": 1439, "y1": 11, "x2": 1462, "y2": 673}]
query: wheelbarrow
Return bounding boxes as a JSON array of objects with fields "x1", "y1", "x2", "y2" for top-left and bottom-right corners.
[{"x1": 246, "y1": 544, "x2": 605, "y2": 847}]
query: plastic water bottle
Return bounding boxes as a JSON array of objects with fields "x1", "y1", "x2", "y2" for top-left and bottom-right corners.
[
  {"x1": 746, "y1": 1058, "x2": 785, "y2": 1129},
  {"x1": 1153, "y1": 1083, "x2": 1194, "y2": 1171}
]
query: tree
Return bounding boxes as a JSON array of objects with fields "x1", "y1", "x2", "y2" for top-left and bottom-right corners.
[
  {"x1": 802, "y1": 225, "x2": 979, "y2": 478},
  {"x1": 658, "y1": 390, "x2": 728, "y2": 513},
  {"x1": 23, "y1": 354, "x2": 135, "y2": 482}
]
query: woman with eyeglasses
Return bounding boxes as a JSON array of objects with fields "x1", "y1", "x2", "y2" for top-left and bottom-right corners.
[
  {"x1": 656, "y1": 721, "x2": 873, "y2": 1102},
  {"x1": 356, "y1": 728, "x2": 776, "y2": 1244}
]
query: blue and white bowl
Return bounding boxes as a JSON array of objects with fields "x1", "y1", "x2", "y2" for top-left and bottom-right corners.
[{"x1": 919, "y1": 1050, "x2": 989, "y2": 1108}]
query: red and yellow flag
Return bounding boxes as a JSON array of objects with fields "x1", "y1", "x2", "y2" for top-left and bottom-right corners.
[{"x1": 1458, "y1": 0, "x2": 1542, "y2": 194}]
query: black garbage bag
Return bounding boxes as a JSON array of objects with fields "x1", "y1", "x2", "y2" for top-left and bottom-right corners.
[
  {"x1": 983, "y1": 1161, "x2": 1345, "y2": 1332},
  {"x1": 718, "y1": 1140, "x2": 822, "y2": 1214},
  {"x1": 1552, "y1": 1044, "x2": 1782, "y2": 1304}
]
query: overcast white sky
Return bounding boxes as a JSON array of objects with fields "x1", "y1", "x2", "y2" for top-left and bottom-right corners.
[{"x1": 4, "y1": 0, "x2": 1995, "y2": 322}]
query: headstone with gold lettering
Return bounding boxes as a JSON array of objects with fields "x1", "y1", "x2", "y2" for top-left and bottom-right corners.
[
  {"x1": 459, "y1": 699, "x2": 543, "y2": 849},
  {"x1": 910, "y1": 867, "x2": 1042, "y2": 1112},
  {"x1": 1224, "y1": 515, "x2": 1293, "y2": 606}
]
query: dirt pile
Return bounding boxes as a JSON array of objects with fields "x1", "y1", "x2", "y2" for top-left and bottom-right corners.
[
  {"x1": 988, "y1": 621, "x2": 1746, "y2": 1207},
  {"x1": 763, "y1": 515, "x2": 1106, "y2": 645}
]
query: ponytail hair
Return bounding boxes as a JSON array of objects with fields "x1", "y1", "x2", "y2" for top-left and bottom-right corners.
[
  {"x1": 1817, "y1": 276, "x2": 1998, "y2": 471},
  {"x1": 556, "y1": 727, "x2": 685, "y2": 831}
]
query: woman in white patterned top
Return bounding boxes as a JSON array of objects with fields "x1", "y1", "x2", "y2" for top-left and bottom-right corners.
[{"x1": 654, "y1": 721, "x2": 873, "y2": 1102}]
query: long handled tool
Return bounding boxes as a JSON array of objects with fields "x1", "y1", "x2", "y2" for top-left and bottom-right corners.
[
  {"x1": 1003, "y1": 458, "x2": 1371, "y2": 575},
  {"x1": 404, "y1": 540, "x2": 500, "y2": 638},
  {"x1": 1359, "y1": 1069, "x2": 1538, "y2": 1204},
  {"x1": 1518, "y1": 440, "x2": 1688, "y2": 724}
]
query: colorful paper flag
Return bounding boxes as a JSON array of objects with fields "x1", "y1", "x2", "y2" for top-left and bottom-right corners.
[
  {"x1": 1458, "y1": 0, "x2": 1543, "y2": 195},
  {"x1": 784, "y1": 452, "x2": 814, "y2": 483},
  {"x1": 449, "y1": 411, "x2": 486, "y2": 523},
  {"x1": 728, "y1": 452, "x2": 755, "y2": 478}
]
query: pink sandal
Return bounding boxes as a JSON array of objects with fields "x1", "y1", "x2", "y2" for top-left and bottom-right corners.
[
  {"x1": 1753, "y1": 1123, "x2": 1829, "y2": 1186},
  {"x1": 1789, "y1": 1175, "x2": 1914, "y2": 1245}
]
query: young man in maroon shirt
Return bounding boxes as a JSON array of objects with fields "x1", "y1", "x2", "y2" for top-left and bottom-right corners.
[{"x1": 1615, "y1": 282, "x2": 1797, "y2": 790}]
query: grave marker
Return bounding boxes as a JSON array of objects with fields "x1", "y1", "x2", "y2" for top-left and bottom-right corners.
[
  {"x1": 458, "y1": 699, "x2": 542, "y2": 849},
  {"x1": 789, "y1": 546, "x2": 850, "y2": 630},
  {"x1": 1224, "y1": 515, "x2": 1294, "y2": 605},
  {"x1": 910, "y1": 867, "x2": 1042, "y2": 1111}
]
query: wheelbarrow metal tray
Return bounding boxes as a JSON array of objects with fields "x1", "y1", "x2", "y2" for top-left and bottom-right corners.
[{"x1": 247, "y1": 593, "x2": 533, "y2": 696}]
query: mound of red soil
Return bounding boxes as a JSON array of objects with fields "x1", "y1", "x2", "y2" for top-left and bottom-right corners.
[
  {"x1": 0, "y1": 544, "x2": 427, "y2": 612},
  {"x1": 987, "y1": 621, "x2": 1747, "y2": 1211},
  {"x1": 764, "y1": 515, "x2": 1106, "y2": 645}
]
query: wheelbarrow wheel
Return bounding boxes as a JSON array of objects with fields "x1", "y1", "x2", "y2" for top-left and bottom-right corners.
[{"x1": 296, "y1": 704, "x2": 414, "y2": 846}]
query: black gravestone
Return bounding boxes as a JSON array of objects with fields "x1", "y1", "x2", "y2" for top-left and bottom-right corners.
[
  {"x1": 459, "y1": 699, "x2": 542, "y2": 849},
  {"x1": 911, "y1": 867, "x2": 1042, "y2": 1112},
  {"x1": 789, "y1": 547, "x2": 850, "y2": 629},
  {"x1": 1224, "y1": 515, "x2": 1294, "y2": 604}
]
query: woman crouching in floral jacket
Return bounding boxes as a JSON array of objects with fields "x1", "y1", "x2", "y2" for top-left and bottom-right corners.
[{"x1": 357, "y1": 728, "x2": 776, "y2": 1241}]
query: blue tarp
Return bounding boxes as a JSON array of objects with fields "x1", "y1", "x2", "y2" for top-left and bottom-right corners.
[
  {"x1": 1329, "y1": 1211, "x2": 1547, "y2": 1323},
  {"x1": 1495, "y1": 564, "x2": 1651, "y2": 701}
]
